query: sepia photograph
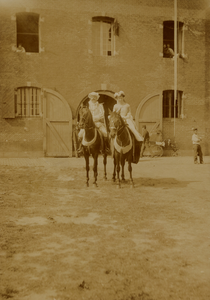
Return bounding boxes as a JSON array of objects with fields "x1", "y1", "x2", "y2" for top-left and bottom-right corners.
[{"x1": 0, "y1": 0, "x2": 210, "y2": 299}]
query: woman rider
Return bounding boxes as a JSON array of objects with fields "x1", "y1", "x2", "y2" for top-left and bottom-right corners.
[{"x1": 113, "y1": 91, "x2": 144, "y2": 142}]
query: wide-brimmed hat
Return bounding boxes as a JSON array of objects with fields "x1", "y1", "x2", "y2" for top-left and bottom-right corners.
[
  {"x1": 114, "y1": 91, "x2": 125, "y2": 99},
  {"x1": 118, "y1": 91, "x2": 125, "y2": 97},
  {"x1": 88, "y1": 92, "x2": 100, "y2": 100},
  {"x1": 114, "y1": 92, "x2": 119, "y2": 99}
]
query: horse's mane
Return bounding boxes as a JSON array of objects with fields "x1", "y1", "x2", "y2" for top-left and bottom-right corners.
[
  {"x1": 80, "y1": 106, "x2": 95, "y2": 128},
  {"x1": 109, "y1": 111, "x2": 125, "y2": 127}
]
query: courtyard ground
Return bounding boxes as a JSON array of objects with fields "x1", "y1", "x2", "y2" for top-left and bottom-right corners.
[{"x1": 0, "y1": 155, "x2": 210, "y2": 300}]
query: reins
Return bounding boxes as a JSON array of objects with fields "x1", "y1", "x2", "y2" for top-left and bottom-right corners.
[
  {"x1": 80, "y1": 109, "x2": 97, "y2": 147},
  {"x1": 109, "y1": 114, "x2": 132, "y2": 154},
  {"x1": 114, "y1": 127, "x2": 132, "y2": 154},
  {"x1": 80, "y1": 111, "x2": 95, "y2": 130},
  {"x1": 82, "y1": 128, "x2": 97, "y2": 146}
]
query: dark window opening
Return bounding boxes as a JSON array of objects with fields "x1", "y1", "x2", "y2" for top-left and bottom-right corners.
[
  {"x1": 163, "y1": 90, "x2": 183, "y2": 118},
  {"x1": 16, "y1": 13, "x2": 39, "y2": 53},
  {"x1": 163, "y1": 21, "x2": 184, "y2": 58}
]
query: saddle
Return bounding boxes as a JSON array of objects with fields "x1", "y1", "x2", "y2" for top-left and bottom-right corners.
[
  {"x1": 97, "y1": 130, "x2": 105, "y2": 153},
  {"x1": 129, "y1": 129, "x2": 142, "y2": 164}
]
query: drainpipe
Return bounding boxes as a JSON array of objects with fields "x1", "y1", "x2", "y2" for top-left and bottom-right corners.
[{"x1": 174, "y1": 0, "x2": 177, "y2": 137}]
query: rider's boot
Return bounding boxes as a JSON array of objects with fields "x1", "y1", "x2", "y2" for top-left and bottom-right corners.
[
  {"x1": 104, "y1": 137, "x2": 110, "y2": 154},
  {"x1": 77, "y1": 138, "x2": 83, "y2": 155}
]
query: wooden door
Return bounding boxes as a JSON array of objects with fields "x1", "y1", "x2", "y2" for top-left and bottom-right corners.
[
  {"x1": 135, "y1": 93, "x2": 162, "y2": 155},
  {"x1": 43, "y1": 89, "x2": 72, "y2": 157}
]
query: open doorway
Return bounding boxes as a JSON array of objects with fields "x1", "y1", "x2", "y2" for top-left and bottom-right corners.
[
  {"x1": 73, "y1": 92, "x2": 116, "y2": 157},
  {"x1": 77, "y1": 92, "x2": 116, "y2": 132}
]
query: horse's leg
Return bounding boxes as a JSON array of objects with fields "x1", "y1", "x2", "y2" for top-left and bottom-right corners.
[
  {"x1": 121, "y1": 156, "x2": 126, "y2": 182},
  {"x1": 128, "y1": 156, "x2": 134, "y2": 188},
  {"x1": 84, "y1": 151, "x2": 90, "y2": 187},
  {"x1": 112, "y1": 154, "x2": 116, "y2": 182},
  {"x1": 103, "y1": 153, "x2": 107, "y2": 180},
  {"x1": 116, "y1": 154, "x2": 121, "y2": 188},
  {"x1": 92, "y1": 153, "x2": 98, "y2": 187}
]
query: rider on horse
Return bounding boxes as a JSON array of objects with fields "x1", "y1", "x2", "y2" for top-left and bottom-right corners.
[
  {"x1": 77, "y1": 92, "x2": 110, "y2": 154},
  {"x1": 113, "y1": 91, "x2": 144, "y2": 142}
]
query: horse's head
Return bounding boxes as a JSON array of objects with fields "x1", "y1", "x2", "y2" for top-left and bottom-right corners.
[
  {"x1": 78, "y1": 105, "x2": 95, "y2": 130},
  {"x1": 108, "y1": 109, "x2": 125, "y2": 138}
]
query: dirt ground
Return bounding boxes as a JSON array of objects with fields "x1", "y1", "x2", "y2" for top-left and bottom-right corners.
[{"x1": 0, "y1": 155, "x2": 210, "y2": 300}]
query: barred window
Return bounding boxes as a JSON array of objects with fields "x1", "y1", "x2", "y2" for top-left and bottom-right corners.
[
  {"x1": 15, "y1": 87, "x2": 42, "y2": 117},
  {"x1": 16, "y1": 12, "x2": 39, "y2": 53},
  {"x1": 92, "y1": 16, "x2": 118, "y2": 56},
  {"x1": 163, "y1": 90, "x2": 183, "y2": 118}
]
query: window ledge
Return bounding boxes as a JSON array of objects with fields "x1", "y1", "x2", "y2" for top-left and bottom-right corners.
[
  {"x1": 179, "y1": 53, "x2": 188, "y2": 61},
  {"x1": 15, "y1": 115, "x2": 42, "y2": 118},
  {"x1": 26, "y1": 52, "x2": 40, "y2": 55}
]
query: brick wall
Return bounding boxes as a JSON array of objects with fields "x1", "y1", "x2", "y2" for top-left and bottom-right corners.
[
  {"x1": 0, "y1": 118, "x2": 43, "y2": 157},
  {"x1": 0, "y1": 0, "x2": 209, "y2": 156}
]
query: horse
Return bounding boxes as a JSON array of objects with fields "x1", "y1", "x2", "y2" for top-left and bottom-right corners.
[
  {"x1": 78, "y1": 106, "x2": 108, "y2": 187},
  {"x1": 108, "y1": 110, "x2": 141, "y2": 188}
]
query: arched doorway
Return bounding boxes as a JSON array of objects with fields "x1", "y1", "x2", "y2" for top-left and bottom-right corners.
[
  {"x1": 43, "y1": 88, "x2": 72, "y2": 157},
  {"x1": 73, "y1": 91, "x2": 116, "y2": 156},
  {"x1": 135, "y1": 92, "x2": 162, "y2": 139},
  {"x1": 76, "y1": 91, "x2": 116, "y2": 130},
  {"x1": 135, "y1": 93, "x2": 162, "y2": 156}
]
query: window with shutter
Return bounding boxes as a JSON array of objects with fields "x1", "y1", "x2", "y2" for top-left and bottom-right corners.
[
  {"x1": 15, "y1": 87, "x2": 42, "y2": 117},
  {"x1": 92, "y1": 16, "x2": 118, "y2": 56}
]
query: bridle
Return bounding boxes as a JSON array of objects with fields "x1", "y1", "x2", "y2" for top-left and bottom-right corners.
[
  {"x1": 79, "y1": 108, "x2": 95, "y2": 130},
  {"x1": 109, "y1": 114, "x2": 132, "y2": 154},
  {"x1": 109, "y1": 115, "x2": 125, "y2": 135}
]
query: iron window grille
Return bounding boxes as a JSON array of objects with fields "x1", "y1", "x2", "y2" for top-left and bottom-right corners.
[
  {"x1": 162, "y1": 90, "x2": 183, "y2": 118},
  {"x1": 15, "y1": 87, "x2": 42, "y2": 117}
]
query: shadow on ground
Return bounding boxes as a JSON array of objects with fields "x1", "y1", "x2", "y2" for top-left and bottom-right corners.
[{"x1": 127, "y1": 177, "x2": 193, "y2": 188}]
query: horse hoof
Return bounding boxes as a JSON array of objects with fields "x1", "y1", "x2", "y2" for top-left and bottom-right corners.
[
  {"x1": 86, "y1": 183, "x2": 89, "y2": 187},
  {"x1": 93, "y1": 183, "x2": 98, "y2": 188},
  {"x1": 117, "y1": 185, "x2": 121, "y2": 189},
  {"x1": 130, "y1": 184, "x2": 134, "y2": 189}
]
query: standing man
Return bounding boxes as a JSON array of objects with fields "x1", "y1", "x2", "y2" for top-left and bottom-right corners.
[
  {"x1": 140, "y1": 125, "x2": 150, "y2": 158},
  {"x1": 192, "y1": 128, "x2": 204, "y2": 164}
]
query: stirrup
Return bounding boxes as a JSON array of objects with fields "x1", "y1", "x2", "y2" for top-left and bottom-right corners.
[{"x1": 77, "y1": 147, "x2": 83, "y2": 154}]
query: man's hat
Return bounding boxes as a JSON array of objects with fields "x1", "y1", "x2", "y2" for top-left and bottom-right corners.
[
  {"x1": 88, "y1": 92, "x2": 100, "y2": 100},
  {"x1": 192, "y1": 127, "x2": 197, "y2": 131}
]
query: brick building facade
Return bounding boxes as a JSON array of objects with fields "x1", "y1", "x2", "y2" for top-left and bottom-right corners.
[{"x1": 0, "y1": 0, "x2": 209, "y2": 157}]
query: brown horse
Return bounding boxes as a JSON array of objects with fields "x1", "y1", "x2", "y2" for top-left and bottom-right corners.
[
  {"x1": 109, "y1": 110, "x2": 141, "y2": 188},
  {"x1": 78, "y1": 106, "x2": 107, "y2": 187}
]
